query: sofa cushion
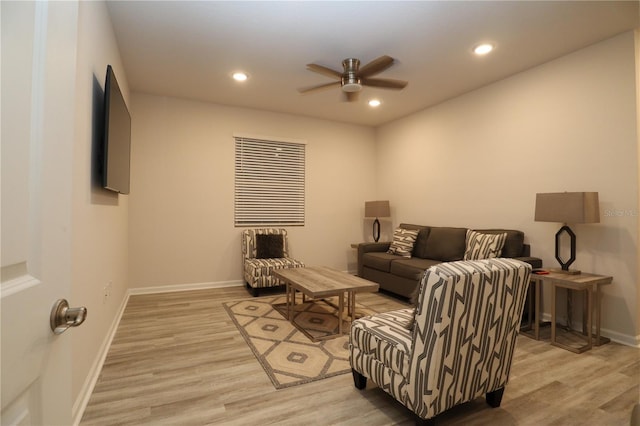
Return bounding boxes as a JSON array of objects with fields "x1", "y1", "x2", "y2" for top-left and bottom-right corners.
[
  {"x1": 474, "y1": 229, "x2": 524, "y2": 258},
  {"x1": 390, "y1": 258, "x2": 442, "y2": 281},
  {"x1": 244, "y1": 257, "x2": 304, "y2": 279},
  {"x1": 463, "y1": 230, "x2": 507, "y2": 260},
  {"x1": 362, "y1": 252, "x2": 399, "y2": 273},
  {"x1": 423, "y1": 227, "x2": 467, "y2": 261},
  {"x1": 399, "y1": 224, "x2": 431, "y2": 258},
  {"x1": 388, "y1": 228, "x2": 419, "y2": 258}
]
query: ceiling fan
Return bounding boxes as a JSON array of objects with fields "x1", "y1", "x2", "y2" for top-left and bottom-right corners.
[{"x1": 298, "y1": 55, "x2": 408, "y2": 102}]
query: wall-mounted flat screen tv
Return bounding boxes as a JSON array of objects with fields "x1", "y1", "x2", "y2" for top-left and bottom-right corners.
[{"x1": 102, "y1": 64, "x2": 131, "y2": 195}]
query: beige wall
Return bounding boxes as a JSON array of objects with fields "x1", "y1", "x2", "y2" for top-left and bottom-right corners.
[
  {"x1": 376, "y1": 32, "x2": 639, "y2": 344},
  {"x1": 128, "y1": 32, "x2": 638, "y2": 343},
  {"x1": 20, "y1": 4, "x2": 636, "y2": 420},
  {"x1": 70, "y1": 0, "x2": 129, "y2": 415},
  {"x1": 128, "y1": 95, "x2": 376, "y2": 289}
]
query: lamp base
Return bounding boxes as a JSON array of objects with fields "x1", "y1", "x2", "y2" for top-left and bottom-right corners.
[
  {"x1": 372, "y1": 218, "x2": 381, "y2": 242},
  {"x1": 555, "y1": 225, "x2": 578, "y2": 273},
  {"x1": 549, "y1": 268, "x2": 581, "y2": 275}
]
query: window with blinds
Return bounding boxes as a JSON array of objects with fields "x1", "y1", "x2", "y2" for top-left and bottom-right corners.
[{"x1": 234, "y1": 136, "x2": 305, "y2": 226}]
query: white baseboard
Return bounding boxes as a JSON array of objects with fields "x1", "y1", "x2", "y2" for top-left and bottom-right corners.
[
  {"x1": 71, "y1": 279, "x2": 244, "y2": 424},
  {"x1": 601, "y1": 329, "x2": 640, "y2": 348},
  {"x1": 129, "y1": 280, "x2": 244, "y2": 295},
  {"x1": 72, "y1": 290, "x2": 130, "y2": 426},
  {"x1": 539, "y1": 312, "x2": 639, "y2": 347}
]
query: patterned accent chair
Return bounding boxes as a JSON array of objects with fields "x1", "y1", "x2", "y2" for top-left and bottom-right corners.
[
  {"x1": 241, "y1": 228, "x2": 304, "y2": 297},
  {"x1": 349, "y1": 258, "x2": 531, "y2": 425}
]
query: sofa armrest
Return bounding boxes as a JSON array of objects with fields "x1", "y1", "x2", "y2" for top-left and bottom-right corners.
[
  {"x1": 357, "y1": 242, "x2": 391, "y2": 277},
  {"x1": 359, "y1": 242, "x2": 391, "y2": 253},
  {"x1": 514, "y1": 256, "x2": 543, "y2": 269}
]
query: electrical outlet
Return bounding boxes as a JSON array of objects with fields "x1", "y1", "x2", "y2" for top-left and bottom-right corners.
[{"x1": 102, "y1": 281, "x2": 113, "y2": 304}]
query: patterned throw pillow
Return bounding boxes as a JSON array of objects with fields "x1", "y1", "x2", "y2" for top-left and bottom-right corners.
[
  {"x1": 463, "y1": 230, "x2": 507, "y2": 260},
  {"x1": 387, "y1": 228, "x2": 419, "y2": 258}
]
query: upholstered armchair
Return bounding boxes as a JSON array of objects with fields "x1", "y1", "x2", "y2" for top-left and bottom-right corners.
[
  {"x1": 241, "y1": 228, "x2": 304, "y2": 297},
  {"x1": 349, "y1": 258, "x2": 531, "y2": 425}
]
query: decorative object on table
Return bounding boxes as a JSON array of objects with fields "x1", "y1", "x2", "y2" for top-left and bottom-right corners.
[
  {"x1": 364, "y1": 200, "x2": 390, "y2": 242},
  {"x1": 349, "y1": 258, "x2": 531, "y2": 423},
  {"x1": 534, "y1": 192, "x2": 600, "y2": 274},
  {"x1": 223, "y1": 295, "x2": 375, "y2": 389},
  {"x1": 241, "y1": 228, "x2": 304, "y2": 297}
]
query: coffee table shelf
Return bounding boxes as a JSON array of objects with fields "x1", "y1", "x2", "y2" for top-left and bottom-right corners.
[{"x1": 273, "y1": 266, "x2": 379, "y2": 341}]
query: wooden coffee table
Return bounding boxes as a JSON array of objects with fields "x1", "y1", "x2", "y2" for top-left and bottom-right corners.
[{"x1": 273, "y1": 266, "x2": 379, "y2": 340}]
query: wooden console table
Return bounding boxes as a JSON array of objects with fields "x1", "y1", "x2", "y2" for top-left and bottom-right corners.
[{"x1": 527, "y1": 271, "x2": 612, "y2": 353}]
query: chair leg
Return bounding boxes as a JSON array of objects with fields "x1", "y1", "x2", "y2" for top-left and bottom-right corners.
[
  {"x1": 486, "y1": 387, "x2": 505, "y2": 408},
  {"x1": 246, "y1": 282, "x2": 259, "y2": 297},
  {"x1": 414, "y1": 415, "x2": 436, "y2": 426},
  {"x1": 351, "y1": 369, "x2": 367, "y2": 390}
]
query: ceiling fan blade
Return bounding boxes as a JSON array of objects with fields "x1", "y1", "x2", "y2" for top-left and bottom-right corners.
[
  {"x1": 298, "y1": 81, "x2": 341, "y2": 94},
  {"x1": 357, "y1": 55, "x2": 394, "y2": 78},
  {"x1": 306, "y1": 63, "x2": 342, "y2": 79},
  {"x1": 361, "y1": 77, "x2": 408, "y2": 90}
]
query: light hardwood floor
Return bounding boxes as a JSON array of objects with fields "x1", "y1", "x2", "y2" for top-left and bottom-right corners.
[{"x1": 81, "y1": 286, "x2": 639, "y2": 425}]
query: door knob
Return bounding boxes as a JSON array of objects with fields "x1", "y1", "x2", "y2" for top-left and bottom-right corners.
[{"x1": 50, "y1": 299, "x2": 87, "y2": 334}]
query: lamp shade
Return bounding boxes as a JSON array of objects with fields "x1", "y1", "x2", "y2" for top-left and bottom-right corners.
[
  {"x1": 364, "y1": 200, "x2": 390, "y2": 218},
  {"x1": 534, "y1": 192, "x2": 600, "y2": 224}
]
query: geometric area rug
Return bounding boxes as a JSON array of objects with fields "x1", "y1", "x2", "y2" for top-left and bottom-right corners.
[{"x1": 223, "y1": 295, "x2": 375, "y2": 389}]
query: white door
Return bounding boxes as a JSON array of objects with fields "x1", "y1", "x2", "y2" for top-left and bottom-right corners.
[{"x1": 2, "y1": 1, "x2": 80, "y2": 424}]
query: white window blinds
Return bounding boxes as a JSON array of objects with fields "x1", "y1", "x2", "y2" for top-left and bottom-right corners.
[{"x1": 234, "y1": 136, "x2": 305, "y2": 226}]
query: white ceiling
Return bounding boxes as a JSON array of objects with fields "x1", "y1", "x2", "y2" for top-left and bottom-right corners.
[{"x1": 106, "y1": 1, "x2": 639, "y2": 127}]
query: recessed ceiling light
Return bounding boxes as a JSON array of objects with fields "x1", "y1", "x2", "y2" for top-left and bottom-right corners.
[
  {"x1": 368, "y1": 99, "x2": 381, "y2": 107},
  {"x1": 473, "y1": 43, "x2": 494, "y2": 55},
  {"x1": 232, "y1": 72, "x2": 248, "y2": 81}
]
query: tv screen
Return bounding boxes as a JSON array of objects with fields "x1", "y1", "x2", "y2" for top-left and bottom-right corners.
[{"x1": 102, "y1": 65, "x2": 131, "y2": 194}]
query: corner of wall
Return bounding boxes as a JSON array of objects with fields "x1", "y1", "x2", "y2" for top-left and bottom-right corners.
[{"x1": 635, "y1": 28, "x2": 640, "y2": 342}]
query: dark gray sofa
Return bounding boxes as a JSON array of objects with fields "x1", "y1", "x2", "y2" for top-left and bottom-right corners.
[{"x1": 357, "y1": 223, "x2": 542, "y2": 298}]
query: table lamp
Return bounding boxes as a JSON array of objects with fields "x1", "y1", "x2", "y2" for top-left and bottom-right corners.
[
  {"x1": 364, "y1": 200, "x2": 390, "y2": 242},
  {"x1": 534, "y1": 192, "x2": 600, "y2": 274}
]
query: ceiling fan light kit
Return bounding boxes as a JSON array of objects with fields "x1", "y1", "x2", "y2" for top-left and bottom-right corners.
[
  {"x1": 299, "y1": 55, "x2": 408, "y2": 102},
  {"x1": 342, "y1": 81, "x2": 362, "y2": 93}
]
